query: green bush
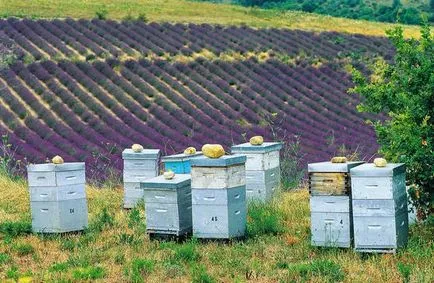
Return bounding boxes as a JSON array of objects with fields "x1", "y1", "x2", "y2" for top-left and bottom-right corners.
[
  {"x1": 247, "y1": 200, "x2": 285, "y2": 237},
  {"x1": 350, "y1": 24, "x2": 434, "y2": 219},
  {"x1": 89, "y1": 207, "x2": 115, "y2": 232}
]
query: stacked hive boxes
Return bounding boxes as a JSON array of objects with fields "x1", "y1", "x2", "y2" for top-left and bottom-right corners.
[
  {"x1": 142, "y1": 174, "x2": 192, "y2": 236},
  {"x1": 190, "y1": 155, "x2": 247, "y2": 239},
  {"x1": 231, "y1": 142, "x2": 282, "y2": 202},
  {"x1": 161, "y1": 152, "x2": 203, "y2": 174},
  {"x1": 122, "y1": 148, "x2": 160, "y2": 208},
  {"x1": 27, "y1": 162, "x2": 88, "y2": 233},
  {"x1": 308, "y1": 161, "x2": 364, "y2": 247},
  {"x1": 351, "y1": 163, "x2": 408, "y2": 253}
]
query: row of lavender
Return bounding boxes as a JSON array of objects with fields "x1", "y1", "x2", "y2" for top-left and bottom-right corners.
[
  {"x1": 1, "y1": 19, "x2": 393, "y2": 63},
  {"x1": 0, "y1": 58, "x2": 378, "y2": 180}
]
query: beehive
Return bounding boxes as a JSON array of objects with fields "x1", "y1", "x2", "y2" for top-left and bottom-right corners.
[
  {"x1": 231, "y1": 142, "x2": 282, "y2": 201},
  {"x1": 27, "y1": 162, "x2": 88, "y2": 233},
  {"x1": 308, "y1": 161, "x2": 364, "y2": 247},
  {"x1": 141, "y1": 174, "x2": 192, "y2": 236},
  {"x1": 351, "y1": 163, "x2": 408, "y2": 253},
  {"x1": 190, "y1": 155, "x2": 247, "y2": 239},
  {"x1": 161, "y1": 152, "x2": 203, "y2": 174},
  {"x1": 122, "y1": 148, "x2": 160, "y2": 208}
]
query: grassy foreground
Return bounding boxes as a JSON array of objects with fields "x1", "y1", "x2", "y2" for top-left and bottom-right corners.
[
  {"x1": 0, "y1": 0, "x2": 423, "y2": 38},
  {"x1": 0, "y1": 174, "x2": 433, "y2": 282}
]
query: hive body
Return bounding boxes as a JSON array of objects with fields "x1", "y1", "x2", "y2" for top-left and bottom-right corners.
[
  {"x1": 308, "y1": 161, "x2": 364, "y2": 248},
  {"x1": 142, "y1": 174, "x2": 192, "y2": 236},
  {"x1": 351, "y1": 163, "x2": 408, "y2": 253},
  {"x1": 162, "y1": 152, "x2": 203, "y2": 174},
  {"x1": 190, "y1": 155, "x2": 247, "y2": 239},
  {"x1": 231, "y1": 142, "x2": 282, "y2": 201},
  {"x1": 27, "y1": 163, "x2": 88, "y2": 233},
  {"x1": 122, "y1": 148, "x2": 160, "y2": 208}
]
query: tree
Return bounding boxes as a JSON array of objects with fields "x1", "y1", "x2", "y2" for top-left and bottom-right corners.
[{"x1": 350, "y1": 25, "x2": 434, "y2": 220}]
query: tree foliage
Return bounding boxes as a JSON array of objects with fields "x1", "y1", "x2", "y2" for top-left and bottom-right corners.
[{"x1": 350, "y1": 25, "x2": 434, "y2": 219}]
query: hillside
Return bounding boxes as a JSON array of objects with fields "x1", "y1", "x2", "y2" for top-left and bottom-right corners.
[
  {"x1": 0, "y1": 19, "x2": 390, "y2": 180},
  {"x1": 0, "y1": 0, "x2": 423, "y2": 37}
]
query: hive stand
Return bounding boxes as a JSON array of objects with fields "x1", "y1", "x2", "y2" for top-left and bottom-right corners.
[
  {"x1": 27, "y1": 162, "x2": 88, "y2": 233},
  {"x1": 122, "y1": 148, "x2": 160, "y2": 208},
  {"x1": 308, "y1": 161, "x2": 364, "y2": 248},
  {"x1": 190, "y1": 155, "x2": 247, "y2": 239},
  {"x1": 161, "y1": 151, "x2": 203, "y2": 174},
  {"x1": 231, "y1": 142, "x2": 282, "y2": 202},
  {"x1": 351, "y1": 163, "x2": 408, "y2": 253},
  {"x1": 142, "y1": 174, "x2": 192, "y2": 237}
]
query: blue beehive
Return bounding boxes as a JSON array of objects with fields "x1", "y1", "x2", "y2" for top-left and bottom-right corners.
[{"x1": 161, "y1": 152, "x2": 203, "y2": 174}]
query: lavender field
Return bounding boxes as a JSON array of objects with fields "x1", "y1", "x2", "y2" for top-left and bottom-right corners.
[{"x1": 0, "y1": 19, "x2": 390, "y2": 180}]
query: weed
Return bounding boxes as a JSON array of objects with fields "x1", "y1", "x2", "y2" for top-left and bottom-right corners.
[
  {"x1": 397, "y1": 262, "x2": 412, "y2": 283},
  {"x1": 89, "y1": 207, "x2": 115, "y2": 233},
  {"x1": 60, "y1": 238, "x2": 76, "y2": 252},
  {"x1": 191, "y1": 264, "x2": 215, "y2": 283},
  {"x1": 128, "y1": 205, "x2": 145, "y2": 230},
  {"x1": 0, "y1": 253, "x2": 11, "y2": 265},
  {"x1": 247, "y1": 200, "x2": 285, "y2": 237},
  {"x1": 138, "y1": 13, "x2": 148, "y2": 22},
  {"x1": 164, "y1": 262, "x2": 185, "y2": 278},
  {"x1": 6, "y1": 266, "x2": 19, "y2": 280},
  {"x1": 287, "y1": 259, "x2": 345, "y2": 282},
  {"x1": 173, "y1": 240, "x2": 199, "y2": 262},
  {"x1": 14, "y1": 243, "x2": 35, "y2": 256},
  {"x1": 118, "y1": 233, "x2": 135, "y2": 245},
  {"x1": 72, "y1": 266, "x2": 106, "y2": 280},
  {"x1": 0, "y1": 220, "x2": 32, "y2": 238},
  {"x1": 49, "y1": 262, "x2": 69, "y2": 273},
  {"x1": 95, "y1": 6, "x2": 108, "y2": 20},
  {"x1": 114, "y1": 253, "x2": 125, "y2": 265},
  {"x1": 127, "y1": 258, "x2": 155, "y2": 282}
]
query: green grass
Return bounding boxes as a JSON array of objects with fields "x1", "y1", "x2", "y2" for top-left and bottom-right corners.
[
  {"x1": 0, "y1": 175, "x2": 432, "y2": 282},
  {"x1": 0, "y1": 0, "x2": 424, "y2": 37}
]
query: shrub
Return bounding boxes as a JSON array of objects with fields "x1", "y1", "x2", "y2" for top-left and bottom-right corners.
[
  {"x1": 247, "y1": 200, "x2": 285, "y2": 237},
  {"x1": 350, "y1": 25, "x2": 434, "y2": 219}
]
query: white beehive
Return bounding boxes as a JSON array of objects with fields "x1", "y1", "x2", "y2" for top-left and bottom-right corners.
[
  {"x1": 122, "y1": 148, "x2": 160, "y2": 208},
  {"x1": 141, "y1": 174, "x2": 192, "y2": 236},
  {"x1": 27, "y1": 162, "x2": 88, "y2": 233},
  {"x1": 308, "y1": 161, "x2": 364, "y2": 248},
  {"x1": 190, "y1": 155, "x2": 247, "y2": 239},
  {"x1": 231, "y1": 142, "x2": 282, "y2": 201},
  {"x1": 351, "y1": 163, "x2": 408, "y2": 253}
]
